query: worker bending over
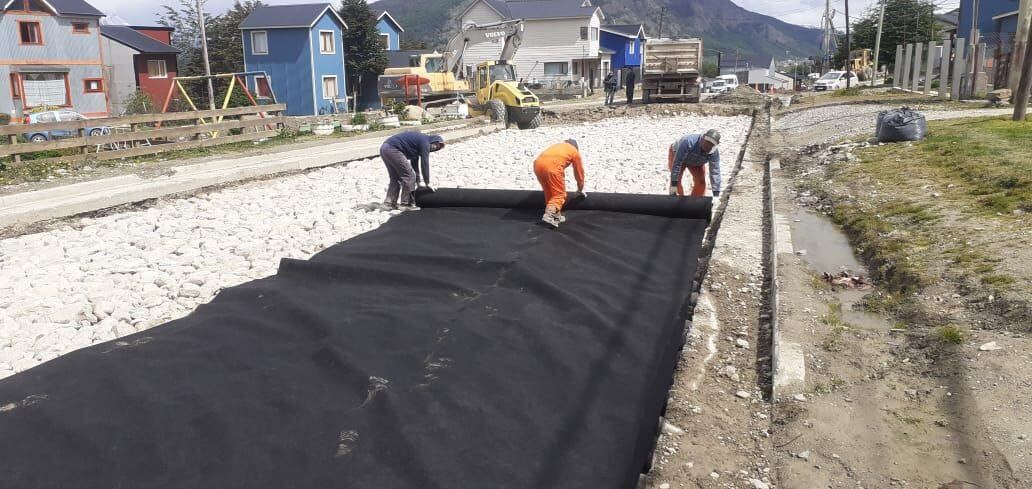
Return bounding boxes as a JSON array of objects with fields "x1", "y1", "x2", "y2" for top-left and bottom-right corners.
[
  {"x1": 533, "y1": 139, "x2": 586, "y2": 228},
  {"x1": 379, "y1": 132, "x2": 445, "y2": 209},
  {"x1": 668, "y1": 129, "x2": 722, "y2": 197}
]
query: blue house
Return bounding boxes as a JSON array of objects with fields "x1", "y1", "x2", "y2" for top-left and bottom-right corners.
[
  {"x1": 600, "y1": 24, "x2": 646, "y2": 82},
  {"x1": 374, "y1": 9, "x2": 403, "y2": 51},
  {"x1": 240, "y1": 3, "x2": 348, "y2": 116},
  {"x1": 956, "y1": 0, "x2": 1020, "y2": 46}
]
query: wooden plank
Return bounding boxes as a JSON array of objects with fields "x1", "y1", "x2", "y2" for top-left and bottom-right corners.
[
  {"x1": 4, "y1": 131, "x2": 279, "y2": 169},
  {"x1": 0, "y1": 117, "x2": 286, "y2": 157},
  {"x1": 0, "y1": 105, "x2": 286, "y2": 137}
]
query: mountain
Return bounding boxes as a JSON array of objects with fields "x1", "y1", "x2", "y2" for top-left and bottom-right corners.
[{"x1": 370, "y1": 0, "x2": 822, "y2": 59}]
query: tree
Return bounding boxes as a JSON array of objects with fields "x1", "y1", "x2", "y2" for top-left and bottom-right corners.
[
  {"x1": 339, "y1": 0, "x2": 388, "y2": 101},
  {"x1": 157, "y1": 0, "x2": 213, "y2": 102},
  {"x1": 701, "y1": 61, "x2": 718, "y2": 78},
  {"x1": 399, "y1": 39, "x2": 429, "y2": 50},
  {"x1": 207, "y1": 1, "x2": 264, "y2": 75},
  {"x1": 834, "y1": 0, "x2": 940, "y2": 72}
]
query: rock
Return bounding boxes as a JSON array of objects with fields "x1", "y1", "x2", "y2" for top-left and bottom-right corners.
[
  {"x1": 659, "y1": 484, "x2": 670, "y2": 489},
  {"x1": 401, "y1": 105, "x2": 427, "y2": 121},
  {"x1": 690, "y1": 405, "x2": 703, "y2": 415},
  {"x1": 749, "y1": 479, "x2": 770, "y2": 489},
  {"x1": 735, "y1": 338, "x2": 750, "y2": 349},
  {"x1": 793, "y1": 394, "x2": 807, "y2": 402},
  {"x1": 178, "y1": 283, "x2": 202, "y2": 298},
  {"x1": 987, "y1": 89, "x2": 1012, "y2": 103},
  {"x1": 904, "y1": 389, "x2": 918, "y2": 397},
  {"x1": 736, "y1": 390, "x2": 751, "y2": 399},
  {"x1": 661, "y1": 420, "x2": 685, "y2": 435},
  {"x1": 1018, "y1": 434, "x2": 1026, "y2": 440},
  {"x1": 709, "y1": 471, "x2": 720, "y2": 479},
  {"x1": 797, "y1": 450, "x2": 811, "y2": 461},
  {"x1": 978, "y1": 341, "x2": 1002, "y2": 351},
  {"x1": 795, "y1": 249, "x2": 807, "y2": 256},
  {"x1": 958, "y1": 458, "x2": 967, "y2": 464}
]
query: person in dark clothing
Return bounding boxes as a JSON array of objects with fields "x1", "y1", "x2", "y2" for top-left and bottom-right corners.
[
  {"x1": 379, "y1": 132, "x2": 445, "y2": 209},
  {"x1": 603, "y1": 71, "x2": 618, "y2": 105},
  {"x1": 624, "y1": 68, "x2": 636, "y2": 105}
]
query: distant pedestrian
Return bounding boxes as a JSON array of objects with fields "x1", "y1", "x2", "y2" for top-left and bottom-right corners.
[
  {"x1": 603, "y1": 71, "x2": 618, "y2": 105},
  {"x1": 533, "y1": 139, "x2": 586, "y2": 228},
  {"x1": 668, "y1": 129, "x2": 722, "y2": 198},
  {"x1": 624, "y1": 67, "x2": 637, "y2": 104},
  {"x1": 379, "y1": 132, "x2": 445, "y2": 209}
]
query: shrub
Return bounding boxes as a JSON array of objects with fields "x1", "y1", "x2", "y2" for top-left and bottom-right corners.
[
  {"x1": 351, "y1": 113, "x2": 367, "y2": 125},
  {"x1": 0, "y1": 113, "x2": 10, "y2": 125},
  {"x1": 123, "y1": 90, "x2": 159, "y2": 115}
]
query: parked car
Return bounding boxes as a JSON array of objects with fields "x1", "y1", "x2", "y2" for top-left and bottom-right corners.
[
  {"x1": 716, "y1": 74, "x2": 739, "y2": 91},
  {"x1": 709, "y1": 79, "x2": 728, "y2": 93},
  {"x1": 22, "y1": 110, "x2": 107, "y2": 143},
  {"x1": 813, "y1": 71, "x2": 860, "y2": 91}
]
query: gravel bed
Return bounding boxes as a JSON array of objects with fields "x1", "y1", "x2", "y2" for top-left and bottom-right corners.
[
  {"x1": 0, "y1": 114, "x2": 752, "y2": 379},
  {"x1": 775, "y1": 105, "x2": 1012, "y2": 144}
]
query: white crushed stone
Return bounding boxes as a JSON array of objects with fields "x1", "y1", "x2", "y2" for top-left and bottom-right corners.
[{"x1": 0, "y1": 115, "x2": 751, "y2": 379}]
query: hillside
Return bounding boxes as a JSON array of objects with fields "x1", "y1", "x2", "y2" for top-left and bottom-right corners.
[{"x1": 371, "y1": 0, "x2": 822, "y2": 59}]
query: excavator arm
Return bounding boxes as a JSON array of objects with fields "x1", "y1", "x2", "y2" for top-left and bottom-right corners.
[{"x1": 444, "y1": 19, "x2": 526, "y2": 78}]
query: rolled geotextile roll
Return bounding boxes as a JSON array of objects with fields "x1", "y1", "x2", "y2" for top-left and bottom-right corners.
[{"x1": 415, "y1": 188, "x2": 713, "y2": 220}]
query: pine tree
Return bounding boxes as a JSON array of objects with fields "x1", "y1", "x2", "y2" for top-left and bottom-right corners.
[
  {"x1": 834, "y1": 0, "x2": 941, "y2": 72},
  {"x1": 338, "y1": 0, "x2": 388, "y2": 100}
]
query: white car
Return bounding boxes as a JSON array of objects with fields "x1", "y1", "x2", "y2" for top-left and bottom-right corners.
[
  {"x1": 716, "y1": 75, "x2": 739, "y2": 91},
  {"x1": 814, "y1": 71, "x2": 860, "y2": 91},
  {"x1": 709, "y1": 80, "x2": 727, "y2": 93}
]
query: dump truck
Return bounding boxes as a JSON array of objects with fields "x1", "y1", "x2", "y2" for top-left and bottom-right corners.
[
  {"x1": 641, "y1": 38, "x2": 704, "y2": 104},
  {"x1": 379, "y1": 52, "x2": 469, "y2": 106}
]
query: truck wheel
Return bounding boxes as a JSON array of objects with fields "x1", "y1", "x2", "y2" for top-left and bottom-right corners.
[
  {"x1": 487, "y1": 100, "x2": 508, "y2": 128},
  {"x1": 642, "y1": 89, "x2": 652, "y2": 105},
  {"x1": 517, "y1": 112, "x2": 542, "y2": 130}
]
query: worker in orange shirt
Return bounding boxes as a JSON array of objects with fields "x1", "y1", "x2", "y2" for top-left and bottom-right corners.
[{"x1": 533, "y1": 139, "x2": 586, "y2": 228}]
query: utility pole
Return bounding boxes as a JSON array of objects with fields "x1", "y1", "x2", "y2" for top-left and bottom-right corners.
[
  {"x1": 872, "y1": 0, "x2": 887, "y2": 85},
  {"x1": 1015, "y1": 18, "x2": 1032, "y2": 120},
  {"x1": 1011, "y1": 0, "x2": 1031, "y2": 90},
  {"x1": 658, "y1": 7, "x2": 666, "y2": 39},
  {"x1": 196, "y1": 0, "x2": 215, "y2": 111},
  {"x1": 845, "y1": 0, "x2": 852, "y2": 87},
  {"x1": 717, "y1": 51, "x2": 723, "y2": 76}
]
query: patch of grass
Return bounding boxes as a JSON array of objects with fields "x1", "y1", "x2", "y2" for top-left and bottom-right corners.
[
  {"x1": 833, "y1": 87, "x2": 862, "y2": 97},
  {"x1": 935, "y1": 325, "x2": 965, "y2": 344}
]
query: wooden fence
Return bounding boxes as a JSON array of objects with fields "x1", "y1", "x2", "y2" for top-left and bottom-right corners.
[{"x1": 0, "y1": 104, "x2": 286, "y2": 169}]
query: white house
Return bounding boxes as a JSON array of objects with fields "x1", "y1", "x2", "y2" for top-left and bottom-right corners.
[
  {"x1": 720, "y1": 56, "x2": 793, "y2": 93},
  {"x1": 457, "y1": 0, "x2": 609, "y2": 89}
]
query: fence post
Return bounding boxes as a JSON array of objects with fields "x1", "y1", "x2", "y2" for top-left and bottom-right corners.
[
  {"x1": 952, "y1": 38, "x2": 967, "y2": 101},
  {"x1": 894, "y1": 45, "x2": 904, "y2": 88},
  {"x1": 9, "y1": 135, "x2": 20, "y2": 166},
  {"x1": 972, "y1": 43, "x2": 989, "y2": 97},
  {"x1": 902, "y1": 44, "x2": 914, "y2": 91},
  {"x1": 924, "y1": 41, "x2": 936, "y2": 95},
  {"x1": 939, "y1": 38, "x2": 952, "y2": 99},
  {"x1": 912, "y1": 44, "x2": 924, "y2": 92}
]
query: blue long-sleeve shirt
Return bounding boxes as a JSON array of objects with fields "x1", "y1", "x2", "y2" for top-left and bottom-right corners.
[
  {"x1": 384, "y1": 132, "x2": 444, "y2": 184},
  {"x1": 670, "y1": 133, "x2": 721, "y2": 193}
]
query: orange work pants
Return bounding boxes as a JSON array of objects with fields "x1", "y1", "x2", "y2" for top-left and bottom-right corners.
[
  {"x1": 534, "y1": 164, "x2": 566, "y2": 212},
  {"x1": 667, "y1": 145, "x2": 707, "y2": 197}
]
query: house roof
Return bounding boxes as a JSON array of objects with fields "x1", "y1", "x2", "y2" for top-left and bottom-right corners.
[
  {"x1": 599, "y1": 46, "x2": 615, "y2": 55},
  {"x1": 600, "y1": 24, "x2": 645, "y2": 39},
  {"x1": 100, "y1": 25, "x2": 179, "y2": 54},
  {"x1": 936, "y1": 8, "x2": 960, "y2": 26},
  {"x1": 373, "y1": 9, "x2": 405, "y2": 32},
  {"x1": 239, "y1": 3, "x2": 348, "y2": 30},
  {"x1": 469, "y1": 0, "x2": 602, "y2": 21},
  {"x1": 2, "y1": 0, "x2": 104, "y2": 16}
]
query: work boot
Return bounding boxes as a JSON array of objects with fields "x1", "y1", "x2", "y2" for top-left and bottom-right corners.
[
  {"x1": 541, "y1": 212, "x2": 560, "y2": 228},
  {"x1": 399, "y1": 203, "x2": 419, "y2": 211},
  {"x1": 557, "y1": 213, "x2": 567, "y2": 223},
  {"x1": 380, "y1": 201, "x2": 398, "y2": 211}
]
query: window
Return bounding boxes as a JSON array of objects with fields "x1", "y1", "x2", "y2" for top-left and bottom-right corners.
[
  {"x1": 83, "y1": 78, "x2": 103, "y2": 93},
  {"x1": 590, "y1": 27, "x2": 599, "y2": 41},
  {"x1": 322, "y1": 76, "x2": 338, "y2": 99},
  {"x1": 380, "y1": 33, "x2": 390, "y2": 49},
  {"x1": 9, "y1": 74, "x2": 20, "y2": 100},
  {"x1": 19, "y1": 21, "x2": 43, "y2": 44},
  {"x1": 147, "y1": 59, "x2": 168, "y2": 78},
  {"x1": 251, "y1": 31, "x2": 268, "y2": 55},
  {"x1": 255, "y1": 76, "x2": 272, "y2": 98},
  {"x1": 58, "y1": 110, "x2": 84, "y2": 121},
  {"x1": 22, "y1": 73, "x2": 69, "y2": 107},
  {"x1": 580, "y1": 27, "x2": 588, "y2": 40},
  {"x1": 629, "y1": 41, "x2": 636, "y2": 55},
  {"x1": 35, "y1": 112, "x2": 57, "y2": 123},
  {"x1": 72, "y1": 22, "x2": 90, "y2": 34},
  {"x1": 319, "y1": 31, "x2": 335, "y2": 54},
  {"x1": 544, "y1": 62, "x2": 569, "y2": 76}
]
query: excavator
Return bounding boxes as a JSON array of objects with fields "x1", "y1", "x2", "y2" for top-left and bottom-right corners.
[{"x1": 379, "y1": 20, "x2": 542, "y2": 130}]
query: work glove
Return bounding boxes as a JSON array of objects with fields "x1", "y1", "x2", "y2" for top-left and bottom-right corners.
[
  {"x1": 668, "y1": 185, "x2": 679, "y2": 196},
  {"x1": 417, "y1": 182, "x2": 435, "y2": 193},
  {"x1": 712, "y1": 190, "x2": 721, "y2": 197},
  {"x1": 578, "y1": 191, "x2": 588, "y2": 199}
]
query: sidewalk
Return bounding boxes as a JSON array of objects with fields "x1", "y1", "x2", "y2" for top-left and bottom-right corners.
[{"x1": 0, "y1": 120, "x2": 500, "y2": 230}]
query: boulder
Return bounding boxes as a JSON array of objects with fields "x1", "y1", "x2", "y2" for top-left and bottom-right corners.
[
  {"x1": 987, "y1": 89, "x2": 1011, "y2": 104},
  {"x1": 401, "y1": 105, "x2": 427, "y2": 122}
]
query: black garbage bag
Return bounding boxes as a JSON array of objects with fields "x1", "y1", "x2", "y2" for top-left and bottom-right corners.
[{"x1": 876, "y1": 107, "x2": 928, "y2": 142}]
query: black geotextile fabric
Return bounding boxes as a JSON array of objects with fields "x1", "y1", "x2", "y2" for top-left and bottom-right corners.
[
  {"x1": 0, "y1": 191, "x2": 710, "y2": 489},
  {"x1": 417, "y1": 188, "x2": 713, "y2": 220}
]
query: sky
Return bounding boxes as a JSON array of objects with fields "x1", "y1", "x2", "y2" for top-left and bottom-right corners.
[{"x1": 88, "y1": 0, "x2": 961, "y2": 30}]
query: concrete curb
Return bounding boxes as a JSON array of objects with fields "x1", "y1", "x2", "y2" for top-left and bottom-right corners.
[
  {"x1": 0, "y1": 122, "x2": 501, "y2": 230},
  {"x1": 766, "y1": 157, "x2": 806, "y2": 399}
]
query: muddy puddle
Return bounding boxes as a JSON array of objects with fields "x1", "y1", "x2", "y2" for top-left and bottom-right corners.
[{"x1": 790, "y1": 210, "x2": 889, "y2": 330}]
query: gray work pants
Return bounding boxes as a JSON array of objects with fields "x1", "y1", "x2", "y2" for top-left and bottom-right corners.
[{"x1": 380, "y1": 144, "x2": 416, "y2": 205}]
